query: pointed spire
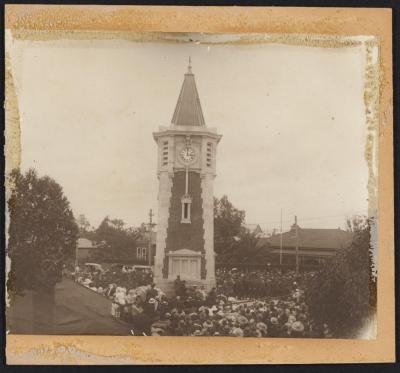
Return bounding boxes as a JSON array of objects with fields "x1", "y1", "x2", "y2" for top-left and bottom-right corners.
[{"x1": 171, "y1": 59, "x2": 205, "y2": 127}]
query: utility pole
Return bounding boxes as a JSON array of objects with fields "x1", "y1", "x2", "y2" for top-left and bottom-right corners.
[
  {"x1": 295, "y1": 215, "x2": 299, "y2": 275},
  {"x1": 279, "y1": 208, "x2": 283, "y2": 268},
  {"x1": 147, "y1": 209, "x2": 155, "y2": 267},
  {"x1": 74, "y1": 242, "x2": 79, "y2": 278}
]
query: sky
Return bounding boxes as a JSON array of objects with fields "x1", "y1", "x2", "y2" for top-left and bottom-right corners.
[{"x1": 8, "y1": 35, "x2": 369, "y2": 232}]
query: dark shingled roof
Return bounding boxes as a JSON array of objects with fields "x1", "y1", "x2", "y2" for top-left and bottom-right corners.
[
  {"x1": 269, "y1": 226, "x2": 352, "y2": 250},
  {"x1": 171, "y1": 60, "x2": 205, "y2": 127},
  {"x1": 77, "y1": 237, "x2": 96, "y2": 249},
  {"x1": 135, "y1": 230, "x2": 157, "y2": 245}
]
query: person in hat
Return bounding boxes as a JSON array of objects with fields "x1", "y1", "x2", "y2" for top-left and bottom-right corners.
[
  {"x1": 144, "y1": 298, "x2": 159, "y2": 321},
  {"x1": 268, "y1": 317, "x2": 280, "y2": 337},
  {"x1": 174, "y1": 320, "x2": 186, "y2": 336},
  {"x1": 146, "y1": 297, "x2": 155, "y2": 307},
  {"x1": 172, "y1": 295, "x2": 184, "y2": 310},
  {"x1": 175, "y1": 307, "x2": 186, "y2": 319},
  {"x1": 291, "y1": 321, "x2": 305, "y2": 338},
  {"x1": 196, "y1": 286, "x2": 207, "y2": 302},
  {"x1": 298, "y1": 312, "x2": 307, "y2": 322},
  {"x1": 111, "y1": 299, "x2": 119, "y2": 318},
  {"x1": 209, "y1": 305, "x2": 218, "y2": 316},
  {"x1": 193, "y1": 322, "x2": 202, "y2": 330},
  {"x1": 238, "y1": 315, "x2": 249, "y2": 327},
  {"x1": 231, "y1": 327, "x2": 244, "y2": 337},
  {"x1": 189, "y1": 312, "x2": 198, "y2": 321},
  {"x1": 152, "y1": 313, "x2": 171, "y2": 334},
  {"x1": 135, "y1": 285, "x2": 147, "y2": 303},
  {"x1": 256, "y1": 322, "x2": 268, "y2": 336},
  {"x1": 131, "y1": 295, "x2": 144, "y2": 315},
  {"x1": 105, "y1": 283, "x2": 116, "y2": 299},
  {"x1": 151, "y1": 326, "x2": 164, "y2": 336},
  {"x1": 113, "y1": 287, "x2": 126, "y2": 318},
  {"x1": 157, "y1": 298, "x2": 169, "y2": 316},
  {"x1": 203, "y1": 320, "x2": 214, "y2": 330},
  {"x1": 147, "y1": 283, "x2": 158, "y2": 300},
  {"x1": 125, "y1": 289, "x2": 136, "y2": 305}
]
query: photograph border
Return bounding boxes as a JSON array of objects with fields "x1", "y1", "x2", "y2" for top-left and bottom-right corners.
[{"x1": 4, "y1": 4, "x2": 394, "y2": 364}]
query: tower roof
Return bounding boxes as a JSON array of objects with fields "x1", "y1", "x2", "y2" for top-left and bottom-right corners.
[{"x1": 171, "y1": 58, "x2": 205, "y2": 127}]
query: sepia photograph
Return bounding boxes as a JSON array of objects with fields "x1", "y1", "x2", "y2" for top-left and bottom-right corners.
[{"x1": 4, "y1": 4, "x2": 394, "y2": 365}]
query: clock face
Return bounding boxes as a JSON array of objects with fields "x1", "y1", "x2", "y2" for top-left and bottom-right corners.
[{"x1": 180, "y1": 147, "x2": 196, "y2": 164}]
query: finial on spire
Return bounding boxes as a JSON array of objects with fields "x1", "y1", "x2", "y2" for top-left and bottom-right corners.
[{"x1": 187, "y1": 56, "x2": 192, "y2": 73}]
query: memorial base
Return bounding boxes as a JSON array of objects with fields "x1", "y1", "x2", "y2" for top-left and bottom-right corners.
[
  {"x1": 154, "y1": 250, "x2": 215, "y2": 296},
  {"x1": 155, "y1": 277, "x2": 216, "y2": 297}
]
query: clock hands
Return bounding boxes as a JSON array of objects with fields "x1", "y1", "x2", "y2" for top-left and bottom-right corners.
[{"x1": 180, "y1": 147, "x2": 195, "y2": 163}]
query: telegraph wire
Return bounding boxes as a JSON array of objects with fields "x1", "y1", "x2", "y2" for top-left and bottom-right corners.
[{"x1": 246, "y1": 211, "x2": 367, "y2": 226}]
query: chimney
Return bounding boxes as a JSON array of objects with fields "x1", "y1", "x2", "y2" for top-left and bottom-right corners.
[{"x1": 291, "y1": 215, "x2": 299, "y2": 231}]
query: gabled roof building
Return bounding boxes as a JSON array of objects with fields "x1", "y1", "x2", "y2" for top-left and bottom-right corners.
[
  {"x1": 268, "y1": 224, "x2": 353, "y2": 268},
  {"x1": 243, "y1": 224, "x2": 264, "y2": 237}
]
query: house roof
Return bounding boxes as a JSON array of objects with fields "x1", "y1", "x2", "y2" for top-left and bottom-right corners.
[
  {"x1": 243, "y1": 224, "x2": 263, "y2": 233},
  {"x1": 135, "y1": 230, "x2": 157, "y2": 244},
  {"x1": 171, "y1": 59, "x2": 205, "y2": 127},
  {"x1": 269, "y1": 226, "x2": 352, "y2": 250},
  {"x1": 77, "y1": 238, "x2": 96, "y2": 249}
]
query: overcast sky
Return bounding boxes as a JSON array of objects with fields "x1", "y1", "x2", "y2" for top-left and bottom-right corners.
[{"x1": 8, "y1": 35, "x2": 368, "y2": 232}]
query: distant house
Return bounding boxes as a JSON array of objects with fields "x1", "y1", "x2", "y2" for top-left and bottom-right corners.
[
  {"x1": 268, "y1": 224, "x2": 352, "y2": 268},
  {"x1": 76, "y1": 230, "x2": 158, "y2": 266},
  {"x1": 76, "y1": 238, "x2": 100, "y2": 263},
  {"x1": 132, "y1": 230, "x2": 157, "y2": 265},
  {"x1": 243, "y1": 224, "x2": 263, "y2": 237}
]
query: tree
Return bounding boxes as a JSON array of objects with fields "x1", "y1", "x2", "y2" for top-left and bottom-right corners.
[
  {"x1": 7, "y1": 168, "x2": 79, "y2": 295},
  {"x1": 76, "y1": 214, "x2": 91, "y2": 233},
  {"x1": 94, "y1": 216, "x2": 136, "y2": 262},
  {"x1": 306, "y1": 216, "x2": 376, "y2": 338},
  {"x1": 214, "y1": 195, "x2": 246, "y2": 255},
  {"x1": 346, "y1": 215, "x2": 368, "y2": 233},
  {"x1": 222, "y1": 229, "x2": 270, "y2": 265}
]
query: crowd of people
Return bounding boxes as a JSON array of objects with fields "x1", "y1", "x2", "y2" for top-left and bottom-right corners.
[
  {"x1": 66, "y1": 264, "x2": 332, "y2": 338},
  {"x1": 216, "y1": 267, "x2": 315, "y2": 298},
  {"x1": 147, "y1": 270, "x2": 331, "y2": 338},
  {"x1": 66, "y1": 263, "x2": 153, "y2": 297}
]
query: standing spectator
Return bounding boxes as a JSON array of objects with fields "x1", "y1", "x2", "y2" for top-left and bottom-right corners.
[
  {"x1": 206, "y1": 287, "x2": 217, "y2": 306},
  {"x1": 174, "y1": 275, "x2": 182, "y2": 296},
  {"x1": 180, "y1": 280, "x2": 187, "y2": 297}
]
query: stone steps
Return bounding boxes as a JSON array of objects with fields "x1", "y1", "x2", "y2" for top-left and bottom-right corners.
[{"x1": 156, "y1": 279, "x2": 209, "y2": 297}]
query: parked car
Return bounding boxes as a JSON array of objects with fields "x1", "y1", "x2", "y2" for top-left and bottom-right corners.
[{"x1": 83, "y1": 262, "x2": 104, "y2": 273}]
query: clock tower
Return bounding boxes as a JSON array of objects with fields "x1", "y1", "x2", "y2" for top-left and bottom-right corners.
[{"x1": 153, "y1": 60, "x2": 222, "y2": 292}]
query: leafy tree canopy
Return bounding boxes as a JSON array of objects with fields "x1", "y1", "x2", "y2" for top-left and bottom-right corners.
[
  {"x1": 218, "y1": 229, "x2": 270, "y2": 266},
  {"x1": 306, "y1": 216, "x2": 376, "y2": 338},
  {"x1": 7, "y1": 168, "x2": 79, "y2": 294},
  {"x1": 214, "y1": 195, "x2": 271, "y2": 265},
  {"x1": 92, "y1": 216, "x2": 142, "y2": 262},
  {"x1": 214, "y1": 195, "x2": 246, "y2": 255}
]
